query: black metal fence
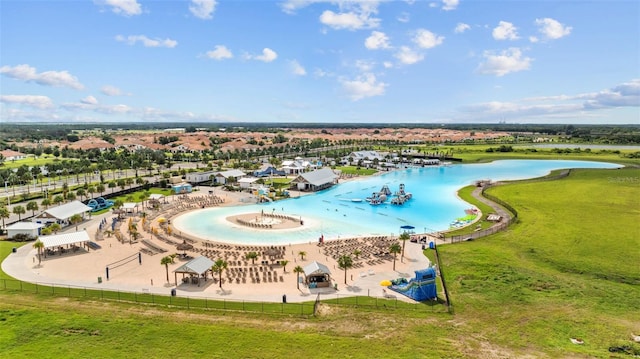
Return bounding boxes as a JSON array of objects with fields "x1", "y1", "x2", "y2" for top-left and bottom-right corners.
[
  {"x1": 0, "y1": 278, "x2": 447, "y2": 315},
  {"x1": 0, "y1": 278, "x2": 314, "y2": 316}
]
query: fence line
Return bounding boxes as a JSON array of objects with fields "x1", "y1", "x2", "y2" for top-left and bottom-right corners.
[
  {"x1": 0, "y1": 278, "x2": 447, "y2": 314},
  {"x1": 0, "y1": 278, "x2": 313, "y2": 316}
]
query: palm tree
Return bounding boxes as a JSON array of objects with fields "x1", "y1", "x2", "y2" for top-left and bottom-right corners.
[
  {"x1": 96, "y1": 183, "x2": 105, "y2": 196},
  {"x1": 13, "y1": 205, "x2": 25, "y2": 220},
  {"x1": 280, "y1": 259, "x2": 289, "y2": 272},
  {"x1": 298, "y1": 251, "x2": 307, "y2": 261},
  {"x1": 211, "y1": 259, "x2": 228, "y2": 289},
  {"x1": 33, "y1": 239, "x2": 44, "y2": 265},
  {"x1": 69, "y1": 213, "x2": 83, "y2": 231},
  {"x1": 399, "y1": 232, "x2": 410, "y2": 262},
  {"x1": 41, "y1": 197, "x2": 51, "y2": 209},
  {"x1": 50, "y1": 223, "x2": 62, "y2": 234},
  {"x1": 26, "y1": 201, "x2": 39, "y2": 216},
  {"x1": 245, "y1": 251, "x2": 258, "y2": 265},
  {"x1": 337, "y1": 254, "x2": 353, "y2": 285},
  {"x1": 0, "y1": 206, "x2": 10, "y2": 230},
  {"x1": 389, "y1": 242, "x2": 402, "y2": 271},
  {"x1": 293, "y1": 265, "x2": 304, "y2": 289},
  {"x1": 353, "y1": 249, "x2": 362, "y2": 259},
  {"x1": 53, "y1": 195, "x2": 64, "y2": 205},
  {"x1": 160, "y1": 256, "x2": 173, "y2": 283}
]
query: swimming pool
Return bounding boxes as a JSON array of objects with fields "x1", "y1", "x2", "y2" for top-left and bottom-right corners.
[{"x1": 172, "y1": 160, "x2": 622, "y2": 245}]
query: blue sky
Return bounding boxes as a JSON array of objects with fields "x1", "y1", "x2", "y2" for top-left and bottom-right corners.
[{"x1": 1, "y1": 0, "x2": 638, "y2": 124}]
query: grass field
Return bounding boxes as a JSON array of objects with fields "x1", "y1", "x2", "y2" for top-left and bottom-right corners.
[{"x1": 1, "y1": 164, "x2": 639, "y2": 358}]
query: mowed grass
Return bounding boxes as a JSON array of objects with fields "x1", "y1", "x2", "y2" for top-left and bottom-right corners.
[
  {"x1": 439, "y1": 167, "x2": 640, "y2": 357},
  {"x1": 1, "y1": 166, "x2": 639, "y2": 358}
]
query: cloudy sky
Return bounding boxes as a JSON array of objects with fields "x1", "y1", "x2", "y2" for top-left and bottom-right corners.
[{"x1": 1, "y1": 0, "x2": 638, "y2": 124}]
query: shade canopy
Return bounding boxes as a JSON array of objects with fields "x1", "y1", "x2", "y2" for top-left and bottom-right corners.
[{"x1": 39, "y1": 230, "x2": 90, "y2": 249}]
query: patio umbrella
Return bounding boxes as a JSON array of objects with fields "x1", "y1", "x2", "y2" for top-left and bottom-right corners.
[
  {"x1": 380, "y1": 280, "x2": 392, "y2": 287},
  {"x1": 176, "y1": 240, "x2": 193, "y2": 255},
  {"x1": 157, "y1": 217, "x2": 167, "y2": 224}
]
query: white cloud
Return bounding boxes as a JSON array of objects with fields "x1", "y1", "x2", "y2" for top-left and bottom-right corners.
[
  {"x1": 397, "y1": 12, "x2": 410, "y2": 23},
  {"x1": 413, "y1": 29, "x2": 444, "y2": 49},
  {"x1": 535, "y1": 18, "x2": 572, "y2": 40},
  {"x1": 454, "y1": 22, "x2": 470, "y2": 34},
  {"x1": 354, "y1": 60, "x2": 375, "y2": 72},
  {"x1": 0, "y1": 64, "x2": 84, "y2": 90},
  {"x1": 477, "y1": 48, "x2": 532, "y2": 76},
  {"x1": 492, "y1": 21, "x2": 519, "y2": 40},
  {"x1": 97, "y1": 0, "x2": 142, "y2": 16},
  {"x1": 0, "y1": 95, "x2": 54, "y2": 109},
  {"x1": 581, "y1": 79, "x2": 640, "y2": 108},
  {"x1": 247, "y1": 48, "x2": 278, "y2": 62},
  {"x1": 340, "y1": 73, "x2": 387, "y2": 101},
  {"x1": 457, "y1": 80, "x2": 639, "y2": 122},
  {"x1": 529, "y1": 36, "x2": 539, "y2": 43},
  {"x1": 101, "y1": 85, "x2": 123, "y2": 96},
  {"x1": 115, "y1": 35, "x2": 177, "y2": 48},
  {"x1": 189, "y1": 0, "x2": 217, "y2": 19},
  {"x1": 205, "y1": 45, "x2": 233, "y2": 60},
  {"x1": 383, "y1": 61, "x2": 393, "y2": 68},
  {"x1": 280, "y1": 1, "x2": 381, "y2": 30},
  {"x1": 289, "y1": 60, "x2": 307, "y2": 76},
  {"x1": 442, "y1": 0, "x2": 459, "y2": 11},
  {"x1": 394, "y1": 46, "x2": 424, "y2": 65},
  {"x1": 320, "y1": 9, "x2": 380, "y2": 30},
  {"x1": 81, "y1": 96, "x2": 99, "y2": 105},
  {"x1": 365, "y1": 31, "x2": 391, "y2": 49}
]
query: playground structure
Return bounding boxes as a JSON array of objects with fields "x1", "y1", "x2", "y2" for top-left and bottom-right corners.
[
  {"x1": 390, "y1": 183, "x2": 413, "y2": 205},
  {"x1": 387, "y1": 267, "x2": 437, "y2": 301},
  {"x1": 87, "y1": 197, "x2": 115, "y2": 212},
  {"x1": 366, "y1": 185, "x2": 391, "y2": 205}
]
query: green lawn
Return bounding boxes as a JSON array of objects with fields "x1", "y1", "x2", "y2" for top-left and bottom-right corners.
[
  {"x1": 0, "y1": 165, "x2": 639, "y2": 357},
  {"x1": 335, "y1": 166, "x2": 378, "y2": 175}
]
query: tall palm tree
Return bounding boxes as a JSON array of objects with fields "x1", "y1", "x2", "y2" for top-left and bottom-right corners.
[
  {"x1": 245, "y1": 251, "x2": 258, "y2": 265},
  {"x1": 298, "y1": 251, "x2": 307, "y2": 261},
  {"x1": 160, "y1": 256, "x2": 173, "y2": 283},
  {"x1": 389, "y1": 242, "x2": 402, "y2": 271},
  {"x1": 280, "y1": 259, "x2": 289, "y2": 272},
  {"x1": 337, "y1": 254, "x2": 353, "y2": 285},
  {"x1": 399, "y1": 232, "x2": 410, "y2": 262},
  {"x1": 41, "y1": 197, "x2": 51, "y2": 209},
  {"x1": 212, "y1": 259, "x2": 228, "y2": 289},
  {"x1": 13, "y1": 205, "x2": 25, "y2": 221},
  {"x1": 0, "y1": 206, "x2": 9, "y2": 230},
  {"x1": 33, "y1": 240, "x2": 44, "y2": 265},
  {"x1": 26, "y1": 201, "x2": 38, "y2": 216},
  {"x1": 293, "y1": 265, "x2": 304, "y2": 289},
  {"x1": 69, "y1": 213, "x2": 83, "y2": 231}
]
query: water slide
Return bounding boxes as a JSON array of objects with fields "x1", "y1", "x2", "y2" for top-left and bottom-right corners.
[{"x1": 388, "y1": 268, "x2": 438, "y2": 301}]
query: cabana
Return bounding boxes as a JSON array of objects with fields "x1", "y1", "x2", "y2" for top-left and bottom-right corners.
[
  {"x1": 121, "y1": 202, "x2": 138, "y2": 214},
  {"x1": 39, "y1": 230, "x2": 92, "y2": 257},
  {"x1": 303, "y1": 261, "x2": 332, "y2": 288},
  {"x1": 173, "y1": 256, "x2": 214, "y2": 287}
]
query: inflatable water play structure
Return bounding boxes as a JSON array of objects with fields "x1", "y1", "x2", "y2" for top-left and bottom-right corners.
[
  {"x1": 387, "y1": 267, "x2": 437, "y2": 301},
  {"x1": 87, "y1": 197, "x2": 115, "y2": 212}
]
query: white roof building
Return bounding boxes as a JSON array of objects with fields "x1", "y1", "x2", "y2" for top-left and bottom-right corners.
[
  {"x1": 6, "y1": 221, "x2": 44, "y2": 238},
  {"x1": 291, "y1": 168, "x2": 338, "y2": 192},
  {"x1": 36, "y1": 201, "x2": 92, "y2": 224}
]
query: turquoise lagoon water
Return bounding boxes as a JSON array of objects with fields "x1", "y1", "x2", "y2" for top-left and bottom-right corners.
[{"x1": 172, "y1": 160, "x2": 622, "y2": 245}]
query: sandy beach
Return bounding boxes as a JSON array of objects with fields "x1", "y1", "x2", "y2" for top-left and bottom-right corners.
[{"x1": 2, "y1": 184, "x2": 445, "y2": 303}]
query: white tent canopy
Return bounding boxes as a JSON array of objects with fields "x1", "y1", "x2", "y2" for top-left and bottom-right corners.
[{"x1": 39, "y1": 230, "x2": 90, "y2": 249}]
